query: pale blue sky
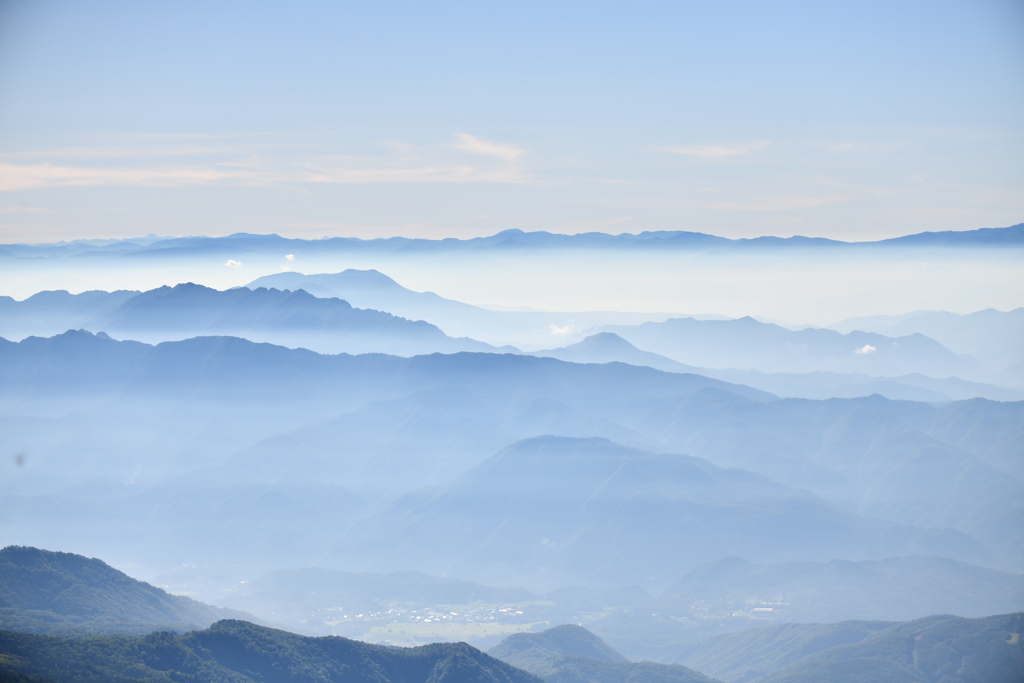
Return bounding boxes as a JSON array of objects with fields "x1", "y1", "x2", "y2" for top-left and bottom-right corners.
[{"x1": 0, "y1": 0, "x2": 1021, "y2": 242}]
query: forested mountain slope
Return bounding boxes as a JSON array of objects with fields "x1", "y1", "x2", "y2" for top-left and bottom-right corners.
[{"x1": 0, "y1": 546, "x2": 259, "y2": 636}]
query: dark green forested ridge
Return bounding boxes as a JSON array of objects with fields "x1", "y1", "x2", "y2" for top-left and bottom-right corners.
[
  {"x1": 490, "y1": 625, "x2": 720, "y2": 683},
  {"x1": 0, "y1": 619, "x2": 543, "y2": 683},
  {"x1": 0, "y1": 546, "x2": 259, "y2": 636}
]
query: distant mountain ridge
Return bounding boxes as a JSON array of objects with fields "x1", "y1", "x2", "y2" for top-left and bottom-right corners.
[
  {"x1": 0, "y1": 546, "x2": 260, "y2": 636},
  {"x1": 594, "y1": 316, "x2": 984, "y2": 378},
  {"x1": 3, "y1": 223, "x2": 1022, "y2": 260},
  {"x1": 830, "y1": 307, "x2": 1024, "y2": 373},
  {"x1": 244, "y1": 269, "x2": 692, "y2": 347}
]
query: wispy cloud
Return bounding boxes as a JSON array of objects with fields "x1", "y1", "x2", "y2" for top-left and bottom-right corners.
[
  {"x1": 667, "y1": 141, "x2": 770, "y2": 160},
  {"x1": 0, "y1": 162, "x2": 245, "y2": 192},
  {"x1": 300, "y1": 161, "x2": 527, "y2": 185},
  {"x1": 709, "y1": 194, "x2": 848, "y2": 212},
  {"x1": 0, "y1": 203, "x2": 49, "y2": 214},
  {"x1": 0, "y1": 135, "x2": 532, "y2": 192},
  {"x1": 454, "y1": 133, "x2": 525, "y2": 162},
  {"x1": 225, "y1": 259, "x2": 243, "y2": 268},
  {"x1": 854, "y1": 344, "x2": 877, "y2": 354}
]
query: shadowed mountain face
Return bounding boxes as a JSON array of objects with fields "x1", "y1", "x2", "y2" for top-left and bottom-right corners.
[
  {"x1": 106, "y1": 283, "x2": 499, "y2": 355},
  {"x1": 0, "y1": 546, "x2": 260, "y2": 635},
  {"x1": 0, "y1": 283, "x2": 504, "y2": 356},
  {"x1": 682, "y1": 613, "x2": 1024, "y2": 683},
  {"x1": 596, "y1": 317, "x2": 983, "y2": 378},
  {"x1": 490, "y1": 625, "x2": 720, "y2": 683},
  {"x1": 0, "y1": 619, "x2": 544, "y2": 683},
  {"x1": 332, "y1": 436, "x2": 989, "y2": 590},
  {"x1": 2, "y1": 331, "x2": 1022, "y2": 588}
]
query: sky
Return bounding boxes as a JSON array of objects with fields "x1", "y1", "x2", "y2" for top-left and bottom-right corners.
[{"x1": 0, "y1": 0, "x2": 1022, "y2": 243}]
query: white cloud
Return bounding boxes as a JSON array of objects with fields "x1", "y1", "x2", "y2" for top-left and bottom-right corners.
[
  {"x1": 549, "y1": 324, "x2": 575, "y2": 336},
  {"x1": 454, "y1": 133, "x2": 525, "y2": 162},
  {"x1": 285, "y1": 254, "x2": 295, "y2": 261},
  {"x1": 667, "y1": 141, "x2": 770, "y2": 160},
  {"x1": 225, "y1": 259, "x2": 243, "y2": 268},
  {"x1": 0, "y1": 162, "x2": 243, "y2": 192},
  {"x1": 0, "y1": 203, "x2": 49, "y2": 214},
  {"x1": 854, "y1": 344, "x2": 877, "y2": 354}
]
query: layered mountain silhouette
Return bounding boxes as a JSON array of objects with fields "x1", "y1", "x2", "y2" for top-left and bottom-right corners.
[
  {"x1": 245, "y1": 268, "x2": 686, "y2": 346},
  {"x1": 3, "y1": 331, "x2": 1021, "y2": 587},
  {"x1": 3, "y1": 276, "x2": 1013, "y2": 394},
  {"x1": 532, "y1": 332, "x2": 1021, "y2": 401},
  {"x1": 0, "y1": 546, "x2": 260, "y2": 635},
  {"x1": 0, "y1": 283, "x2": 513, "y2": 355}
]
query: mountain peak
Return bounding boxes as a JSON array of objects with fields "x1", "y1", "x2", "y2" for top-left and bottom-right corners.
[{"x1": 489, "y1": 623, "x2": 627, "y2": 664}]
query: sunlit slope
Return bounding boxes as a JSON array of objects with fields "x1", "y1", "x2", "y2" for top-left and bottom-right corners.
[{"x1": 0, "y1": 546, "x2": 261, "y2": 635}]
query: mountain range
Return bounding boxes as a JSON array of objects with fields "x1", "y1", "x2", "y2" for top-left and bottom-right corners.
[
  {"x1": 4, "y1": 273, "x2": 1020, "y2": 398},
  {"x1": 4, "y1": 224, "x2": 1022, "y2": 262},
  {"x1": 0, "y1": 283, "x2": 504, "y2": 356},
  {"x1": 530, "y1": 332, "x2": 1022, "y2": 402},
  {"x1": 2, "y1": 331, "x2": 1021, "y2": 588},
  {"x1": 829, "y1": 308, "x2": 1024, "y2": 373}
]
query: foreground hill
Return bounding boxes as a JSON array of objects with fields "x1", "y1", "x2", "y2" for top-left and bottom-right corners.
[
  {"x1": 491, "y1": 624, "x2": 719, "y2": 683},
  {"x1": 0, "y1": 546, "x2": 259, "y2": 636},
  {"x1": 0, "y1": 619, "x2": 543, "y2": 683},
  {"x1": 682, "y1": 613, "x2": 1024, "y2": 683}
]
